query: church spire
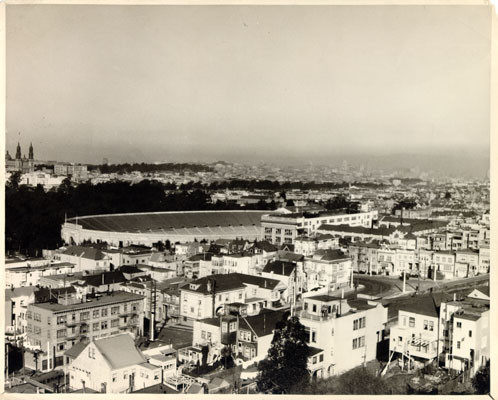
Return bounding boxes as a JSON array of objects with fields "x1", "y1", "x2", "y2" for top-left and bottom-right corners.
[
  {"x1": 29, "y1": 142, "x2": 34, "y2": 160},
  {"x1": 15, "y1": 142, "x2": 22, "y2": 159}
]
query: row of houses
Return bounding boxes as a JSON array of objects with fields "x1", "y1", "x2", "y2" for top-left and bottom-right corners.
[{"x1": 348, "y1": 242, "x2": 489, "y2": 278}]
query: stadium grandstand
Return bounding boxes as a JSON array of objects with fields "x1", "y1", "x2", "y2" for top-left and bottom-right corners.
[{"x1": 61, "y1": 210, "x2": 271, "y2": 247}]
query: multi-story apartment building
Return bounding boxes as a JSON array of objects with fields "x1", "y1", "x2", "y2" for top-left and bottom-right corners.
[
  {"x1": 294, "y1": 234, "x2": 339, "y2": 257},
  {"x1": 348, "y1": 242, "x2": 380, "y2": 274},
  {"x1": 24, "y1": 291, "x2": 145, "y2": 372},
  {"x1": 261, "y1": 210, "x2": 378, "y2": 245},
  {"x1": 433, "y1": 250, "x2": 456, "y2": 279},
  {"x1": 298, "y1": 294, "x2": 388, "y2": 377},
  {"x1": 304, "y1": 250, "x2": 352, "y2": 292}
]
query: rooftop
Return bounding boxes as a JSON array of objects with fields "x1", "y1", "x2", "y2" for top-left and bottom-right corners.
[{"x1": 31, "y1": 291, "x2": 144, "y2": 313}]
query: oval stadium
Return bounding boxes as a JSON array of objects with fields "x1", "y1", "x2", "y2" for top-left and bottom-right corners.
[{"x1": 61, "y1": 210, "x2": 270, "y2": 247}]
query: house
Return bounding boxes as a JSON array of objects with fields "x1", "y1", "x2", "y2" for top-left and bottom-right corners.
[
  {"x1": 5, "y1": 286, "x2": 37, "y2": 341},
  {"x1": 82, "y1": 271, "x2": 128, "y2": 294},
  {"x1": 117, "y1": 265, "x2": 147, "y2": 280},
  {"x1": 68, "y1": 333, "x2": 161, "y2": 393},
  {"x1": 389, "y1": 296, "x2": 442, "y2": 369},
  {"x1": 5, "y1": 262, "x2": 76, "y2": 289},
  {"x1": 440, "y1": 291, "x2": 490, "y2": 376},
  {"x1": 191, "y1": 309, "x2": 287, "y2": 366},
  {"x1": 299, "y1": 295, "x2": 387, "y2": 377},
  {"x1": 179, "y1": 274, "x2": 285, "y2": 325},
  {"x1": 55, "y1": 246, "x2": 110, "y2": 273},
  {"x1": 261, "y1": 260, "x2": 303, "y2": 303}
]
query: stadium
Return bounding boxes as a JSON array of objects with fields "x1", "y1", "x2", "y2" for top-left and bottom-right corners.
[{"x1": 61, "y1": 210, "x2": 270, "y2": 247}]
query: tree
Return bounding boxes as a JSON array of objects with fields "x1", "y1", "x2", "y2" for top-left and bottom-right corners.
[
  {"x1": 257, "y1": 314, "x2": 309, "y2": 394},
  {"x1": 7, "y1": 171, "x2": 22, "y2": 188},
  {"x1": 472, "y1": 360, "x2": 490, "y2": 394}
]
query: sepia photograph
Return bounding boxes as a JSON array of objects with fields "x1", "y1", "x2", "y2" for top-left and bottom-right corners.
[{"x1": 2, "y1": 1, "x2": 494, "y2": 396}]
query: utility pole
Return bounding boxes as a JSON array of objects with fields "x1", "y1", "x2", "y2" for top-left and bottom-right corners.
[
  {"x1": 403, "y1": 270, "x2": 406, "y2": 293},
  {"x1": 149, "y1": 277, "x2": 156, "y2": 341}
]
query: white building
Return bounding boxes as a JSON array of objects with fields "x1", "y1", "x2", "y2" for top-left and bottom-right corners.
[
  {"x1": 68, "y1": 333, "x2": 161, "y2": 393},
  {"x1": 299, "y1": 295, "x2": 387, "y2": 378}
]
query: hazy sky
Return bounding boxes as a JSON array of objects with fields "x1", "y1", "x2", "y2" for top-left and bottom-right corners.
[{"x1": 6, "y1": 5, "x2": 491, "y2": 165}]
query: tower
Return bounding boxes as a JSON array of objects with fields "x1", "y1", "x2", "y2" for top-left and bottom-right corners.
[
  {"x1": 15, "y1": 143, "x2": 21, "y2": 160},
  {"x1": 29, "y1": 143, "x2": 34, "y2": 160}
]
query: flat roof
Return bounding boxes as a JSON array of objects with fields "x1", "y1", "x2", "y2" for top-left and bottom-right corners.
[{"x1": 31, "y1": 291, "x2": 144, "y2": 313}]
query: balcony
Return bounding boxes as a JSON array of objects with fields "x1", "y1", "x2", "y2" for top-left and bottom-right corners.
[
  {"x1": 298, "y1": 310, "x2": 334, "y2": 322},
  {"x1": 120, "y1": 311, "x2": 138, "y2": 318}
]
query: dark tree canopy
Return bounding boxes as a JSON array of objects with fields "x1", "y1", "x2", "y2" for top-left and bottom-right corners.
[
  {"x1": 471, "y1": 360, "x2": 490, "y2": 394},
  {"x1": 257, "y1": 315, "x2": 310, "y2": 394}
]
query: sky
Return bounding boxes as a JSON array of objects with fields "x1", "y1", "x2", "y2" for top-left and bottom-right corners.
[{"x1": 6, "y1": 5, "x2": 492, "y2": 169}]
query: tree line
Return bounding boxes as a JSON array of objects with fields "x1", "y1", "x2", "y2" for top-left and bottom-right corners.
[{"x1": 5, "y1": 178, "x2": 273, "y2": 256}]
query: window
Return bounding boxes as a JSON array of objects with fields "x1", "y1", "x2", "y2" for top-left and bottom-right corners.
[
  {"x1": 353, "y1": 338, "x2": 358, "y2": 349},
  {"x1": 423, "y1": 320, "x2": 428, "y2": 330},
  {"x1": 312, "y1": 356, "x2": 317, "y2": 364},
  {"x1": 81, "y1": 312, "x2": 90, "y2": 321},
  {"x1": 57, "y1": 329, "x2": 66, "y2": 338},
  {"x1": 101, "y1": 308, "x2": 108, "y2": 317},
  {"x1": 312, "y1": 304, "x2": 317, "y2": 313},
  {"x1": 93, "y1": 322, "x2": 100, "y2": 331},
  {"x1": 311, "y1": 330, "x2": 317, "y2": 343},
  {"x1": 111, "y1": 306, "x2": 120, "y2": 315},
  {"x1": 111, "y1": 319, "x2": 119, "y2": 328},
  {"x1": 112, "y1": 374, "x2": 117, "y2": 383},
  {"x1": 456, "y1": 322, "x2": 462, "y2": 328},
  {"x1": 409, "y1": 317, "x2": 415, "y2": 328},
  {"x1": 398, "y1": 336, "x2": 403, "y2": 343},
  {"x1": 207, "y1": 332, "x2": 212, "y2": 340},
  {"x1": 57, "y1": 343, "x2": 65, "y2": 351},
  {"x1": 201, "y1": 330, "x2": 206, "y2": 339},
  {"x1": 429, "y1": 321, "x2": 434, "y2": 331},
  {"x1": 33, "y1": 313, "x2": 41, "y2": 322},
  {"x1": 457, "y1": 341, "x2": 461, "y2": 349},
  {"x1": 238, "y1": 292, "x2": 243, "y2": 300},
  {"x1": 319, "y1": 354, "x2": 324, "y2": 362},
  {"x1": 34, "y1": 326, "x2": 41, "y2": 334},
  {"x1": 469, "y1": 330, "x2": 472, "y2": 338},
  {"x1": 190, "y1": 307, "x2": 194, "y2": 313},
  {"x1": 101, "y1": 321, "x2": 108, "y2": 330},
  {"x1": 93, "y1": 310, "x2": 100, "y2": 319},
  {"x1": 304, "y1": 302, "x2": 308, "y2": 311}
]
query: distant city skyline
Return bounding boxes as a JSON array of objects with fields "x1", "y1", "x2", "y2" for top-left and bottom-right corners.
[{"x1": 6, "y1": 5, "x2": 491, "y2": 175}]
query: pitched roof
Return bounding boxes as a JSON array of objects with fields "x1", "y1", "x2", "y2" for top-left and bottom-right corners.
[
  {"x1": 252, "y1": 240, "x2": 277, "y2": 253},
  {"x1": 399, "y1": 295, "x2": 439, "y2": 318},
  {"x1": 5, "y1": 286, "x2": 36, "y2": 300},
  {"x1": 263, "y1": 260, "x2": 296, "y2": 276},
  {"x1": 239, "y1": 310, "x2": 287, "y2": 337},
  {"x1": 62, "y1": 246, "x2": 106, "y2": 260},
  {"x1": 181, "y1": 273, "x2": 281, "y2": 295},
  {"x1": 64, "y1": 340, "x2": 89, "y2": 359},
  {"x1": 83, "y1": 271, "x2": 127, "y2": 287},
  {"x1": 277, "y1": 251, "x2": 304, "y2": 262},
  {"x1": 312, "y1": 249, "x2": 350, "y2": 262},
  {"x1": 93, "y1": 333, "x2": 147, "y2": 370},
  {"x1": 117, "y1": 265, "x2": 145, "y2": 274}
]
